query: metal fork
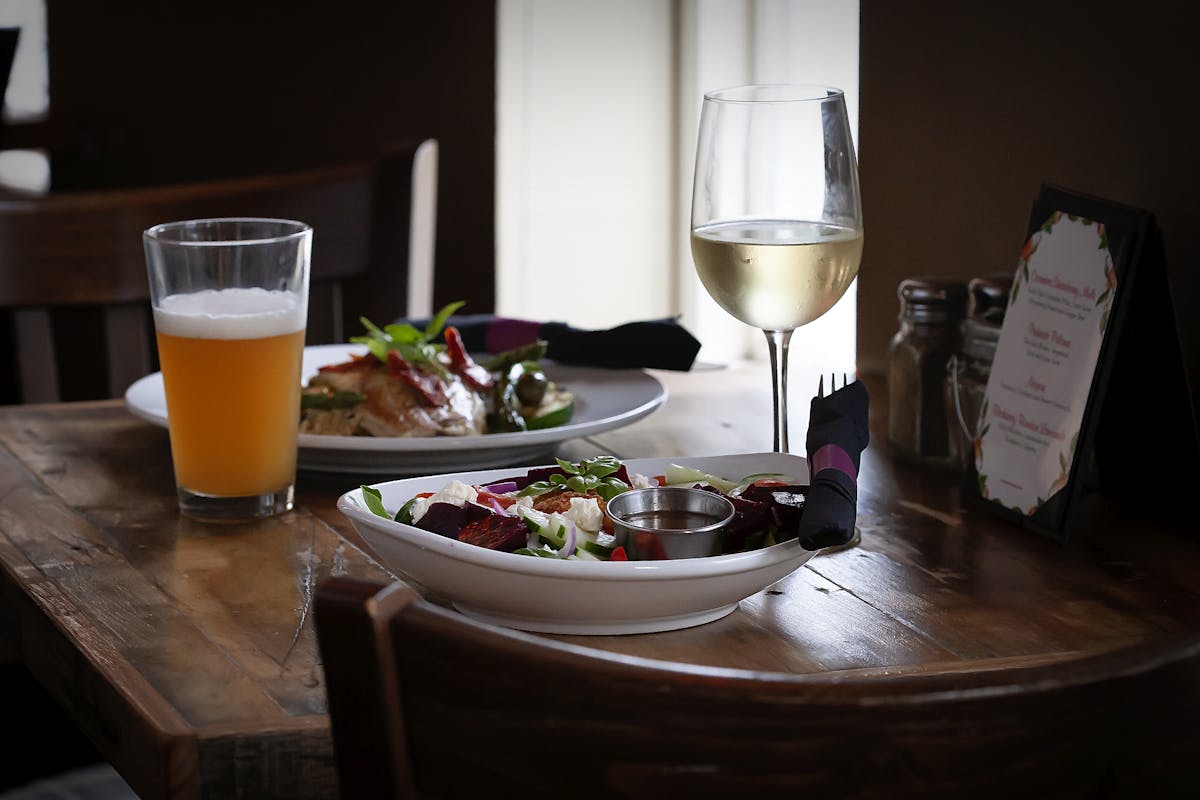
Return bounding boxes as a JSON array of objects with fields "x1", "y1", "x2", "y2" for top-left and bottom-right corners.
[{"x1": 817, "y1": 372, "x2": 852, "y2": 397}]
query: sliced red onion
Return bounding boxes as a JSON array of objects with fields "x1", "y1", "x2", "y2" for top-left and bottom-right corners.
[
  {"x1": 485, "y1": 497, "x2": 509, "y2": 516},
  {"x1": 482, "y1": 480, "x2": 519, "y2": 494},
  {"x1": 559, "y1": 522, "x2": 578, "y2": 559}
]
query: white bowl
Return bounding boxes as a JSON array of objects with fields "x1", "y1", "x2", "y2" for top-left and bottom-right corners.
[{"x1": 337, "y1": 452, "x2": 814, "y2": 635}]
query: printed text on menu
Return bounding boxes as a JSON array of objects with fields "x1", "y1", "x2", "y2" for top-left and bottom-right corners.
[{"x1": 973, "y1": 213, "x2": 1117, "y2": 515}]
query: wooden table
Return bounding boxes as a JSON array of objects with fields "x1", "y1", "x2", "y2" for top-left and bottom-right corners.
[{"x1": 1, "y1": 363, "x2": 1197, "y2": 798}]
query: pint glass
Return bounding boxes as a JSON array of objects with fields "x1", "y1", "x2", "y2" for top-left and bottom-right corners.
[{"x1": 143, "y1": 218, "x2": 311, "y2": 522}]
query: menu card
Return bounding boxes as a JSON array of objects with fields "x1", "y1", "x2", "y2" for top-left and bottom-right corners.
[
  {"x1": 963, "y1": 184, "x2": 1198, "y2": 541},
  {"x1": 973, "y1": 213, "x2": 1114, "y2": 515}
]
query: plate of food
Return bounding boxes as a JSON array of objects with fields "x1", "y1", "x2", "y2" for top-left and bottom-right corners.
[
  {"x1": 338, "y1": 451, "x2": 823, "y2": 635},
  {"x1": 124, "y1": 306, "x2": 667, "y2": 474}
]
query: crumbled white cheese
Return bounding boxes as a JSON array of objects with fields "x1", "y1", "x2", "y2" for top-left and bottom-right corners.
[
  {"x1": 629, "y1": 471, "x2": 658, "y2": 489},
  {"x1": 435, "y1": 480, "x2": 479, "y2": 505},
  {"x1": 410, "y1": 480, "x2": 478, "y2": 524},
  {"x1": 563, "y1": 497, "x2": 604, "y2": 533},
  {"x1": 408, "y1": 497, "x2": 431, "y2": 524}
]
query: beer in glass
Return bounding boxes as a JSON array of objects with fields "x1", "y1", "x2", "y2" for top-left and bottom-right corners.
[{"x1": 143, "y1": 218, "x2": 311, "y2": 521}]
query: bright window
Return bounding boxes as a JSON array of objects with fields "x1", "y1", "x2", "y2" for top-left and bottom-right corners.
[
  {"x1": 497, "y1": 0, "x2": 860, "y2": 374},
  {"x1": 0, "y1": 0, "x2": 49, "y2": 193}
]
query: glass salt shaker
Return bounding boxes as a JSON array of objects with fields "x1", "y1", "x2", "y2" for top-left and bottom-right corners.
[
  {"x1": 945, "y1": 275, "x2": 1013, "y2": 472},
  {"x1": 887, "y1": 277, "x2": 968, "y2": 465}
]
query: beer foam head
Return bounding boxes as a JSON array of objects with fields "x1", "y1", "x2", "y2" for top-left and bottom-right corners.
[{"x1": 154, "y1": 288, "x2": 306, "y2": 339}]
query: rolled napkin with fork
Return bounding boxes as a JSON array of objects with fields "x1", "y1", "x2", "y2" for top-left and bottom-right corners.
[
  {"x1": 798, "y1": 378, "x2": 870, "y2": 550},
  {"x1": 396, "y1": 313, "x2": 703, "y2": 371}
]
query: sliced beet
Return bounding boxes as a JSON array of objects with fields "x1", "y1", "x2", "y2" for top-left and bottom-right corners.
[
  {"x1": 462, "y1": 501, "x2": 494, "y2": 523},
  {"x1": 457, "y1": 514, "x2": 530, "y2": 552},
  {"x1": 722, "y1": 494, "x2": 773, "y2": 553},
  {"x1": 739, "y1": 482, "x2": 809, "y2": 504},
  {"x1": 697, "y1": 485, "x2": 771, "y2": 553},
  {"x1": 769, "y1": 490, "x2": 808, "y2": 540},
  {"x1": 524, "y1": 466, "x2": 560, "y2": 484},
  {"x1": 736, "y1": 483, "x2": 810, "y2": 543},
  {"x1": 415, "y1": 502, "x2": 467, "y2": 538}
]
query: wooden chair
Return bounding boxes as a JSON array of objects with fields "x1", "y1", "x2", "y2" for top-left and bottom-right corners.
[
  {"x1": 315, "y1": 576, "x2": 1200, "y2": 799},
  {"x1": 0, "y1": 28, "x2": 16, "y2": 113},
  {"x1": 0, "y1": 138, "x2": 437, "y2": 403}
]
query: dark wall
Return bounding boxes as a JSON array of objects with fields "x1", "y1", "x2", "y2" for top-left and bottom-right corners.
[
  {"x1": 44, "y1": 0, "x2": 496, "y2": 316},
  {"x1": 858, "y1": 1, "x2": 1197, "y2": 412}
]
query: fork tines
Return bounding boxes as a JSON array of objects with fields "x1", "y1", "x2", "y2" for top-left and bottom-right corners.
[{"x1": 818, "y1": 372, "x2": 854, "y2": 398}]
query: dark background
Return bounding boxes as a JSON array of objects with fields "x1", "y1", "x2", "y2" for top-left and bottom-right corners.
[
  {"x1": 42, "y1": 1, "x2": 496, "y2": 316},
  {"x1": 858, "y1": 0, "x2": 1197, "y2": 415},
  {"x1": 2, "y1": 1, "x2": 497, "y2": 784},
  {"x1": 0, "y1": 1, "x2": 497, "y2": 404},
  {"x1": 8, "y1": 2, "x2": 1197, "y2": 407}
]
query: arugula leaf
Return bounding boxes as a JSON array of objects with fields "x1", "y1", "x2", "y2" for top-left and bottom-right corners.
[
  {"x1": 424, "y1": 300, "x2": 465, "y2": 341},
  {"x1": 579, "y1": 455, "x2": 622, "y2": 479},
  {"x1": 395, "y1": 497, "x2": 419, "y2": 525},
  {"x1": 350, "y1": 317, "x2": 393, "y2": 362},
  {"x1": 361, "y1": 485, "x2": 390, "y2": 519},
  {"x1": 519, "y1": 481, "x2": 557, "y2": 497},
  {"x1": 380, "y1": 322, "x2": 424, "y2": 346},
  {"x1": 593, "y1": 478, "x2": 629, "y2": 501},
  {"x1": 360, "y1": 317, "x2": 389, "y2": 339},
  {"x1": 347, "y1": 300, "x2": 464, "y2": 376},
  {"x1": 518, "y1": 456, "x2": 630, "y2": 500}
]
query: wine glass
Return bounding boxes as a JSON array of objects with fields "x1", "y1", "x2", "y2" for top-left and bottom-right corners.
[{"x1": 690, "y1": 84, "x2": 863, "y2": 453}]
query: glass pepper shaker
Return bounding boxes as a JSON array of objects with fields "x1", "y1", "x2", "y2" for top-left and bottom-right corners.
[
  {"x1": 887, "y1": 277, "x2": 968, "y2": 465},
  {"x1": 945, "y1": 274, "x2": 1013, "y2": 472}
]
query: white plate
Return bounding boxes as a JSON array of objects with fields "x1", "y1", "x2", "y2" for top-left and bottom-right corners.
[
  {"x1": 124, "y1": 344, "x2": 667, "y2": 474},
  {"x1": 338, "y1": 452, "x2": 815, "y2": 635}
]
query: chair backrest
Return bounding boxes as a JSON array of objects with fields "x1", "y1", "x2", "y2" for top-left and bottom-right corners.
[
  {"x1": 0, "y1": 138, "x2": 437, "y2": 403},
  {"x1": 315, "y1": 576, "x2": 1200, "y2": 799},
  {"x1": 0, "y1": 28, "x2": 17, "y2": 112}
]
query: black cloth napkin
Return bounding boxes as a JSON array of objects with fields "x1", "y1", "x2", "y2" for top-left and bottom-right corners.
[
  {"x1": 798, "y1": 379, "x2": 870, "y2": 550},
  {"x1": 398, "y1": 313, "x2": 702, "y2": 371}
]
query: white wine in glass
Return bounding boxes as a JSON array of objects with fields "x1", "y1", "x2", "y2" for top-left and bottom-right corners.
[{"x1": 690, "y1": 85, "x2": 863, "y2": 453}]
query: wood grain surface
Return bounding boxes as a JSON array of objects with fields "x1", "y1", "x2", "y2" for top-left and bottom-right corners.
[{"x1": 0, "y1": 366, "x2": 1197, "y2": 798}]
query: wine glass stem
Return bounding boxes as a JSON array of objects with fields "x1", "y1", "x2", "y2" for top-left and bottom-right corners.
[{"x1": 764, "y1": 329, "x2": 794, "y2": 453}]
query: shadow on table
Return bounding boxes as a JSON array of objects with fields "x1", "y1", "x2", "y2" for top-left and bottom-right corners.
[{"x1": 0, "y1": 664, "x2": 135, "y2": 798}]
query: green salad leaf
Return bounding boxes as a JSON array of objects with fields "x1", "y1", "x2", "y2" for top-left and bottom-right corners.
[
  {"x1": 349, "y1": 300, "x2": 465, "y2": 378},
  {"x1": 519, "y1": 456, "x2": 629, "y2": 501},
  {"x1": 361, "y1": 485, "x2": 389, "y2": 519}
]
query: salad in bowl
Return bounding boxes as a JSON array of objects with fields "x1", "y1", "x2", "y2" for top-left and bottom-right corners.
[
  {"x1": 359, "y1": 455, "x2": 812, "y2": 562},
  {"x1": 338, "y1": 452, "x2": 828, "y2": 635}
]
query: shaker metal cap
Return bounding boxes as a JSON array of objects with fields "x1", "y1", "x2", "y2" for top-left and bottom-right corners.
[
  {"x1": 967, "y1": 274, "x2": 1014, "y2": 324},
  {"x1": 897, "y1": 277, "x2": 968, "y2": 323}
]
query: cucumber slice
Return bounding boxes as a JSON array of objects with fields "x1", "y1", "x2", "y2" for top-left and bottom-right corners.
[
  {"x1": 514, "y1": 547, "x2": 560, "y2": 558},
  {"x1": 740, "y1": 471, "x2": 793, "y2": 482},
  {"x1": 577, "y1": 538, "x2": 615, "y2": 557},
  {"x1": 518, "y1": 507, "x2": 550, "y2": 532},
  {"x1": 537, "y1": 524, "x2": 567, "y2": 549},
  {"x1": 525, "y1": 388, "x2": 574, "y2": 431},
  {"x1": 663, "y1": 464, "x2": 739, "y2": 493}
]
